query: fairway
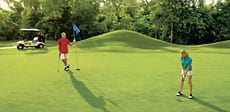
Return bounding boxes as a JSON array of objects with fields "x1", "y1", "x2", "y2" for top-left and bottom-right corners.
[{"x1": 0, "y1": 31, "x2": 229, "y2": 112}]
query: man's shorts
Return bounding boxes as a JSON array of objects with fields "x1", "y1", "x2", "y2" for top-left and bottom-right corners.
[
  {"x1": 60, "y1": 53, "x2": 69, "y2": 60},
  {"x1": 181, "y1": 70, "x2": 192, "y2": 76}
]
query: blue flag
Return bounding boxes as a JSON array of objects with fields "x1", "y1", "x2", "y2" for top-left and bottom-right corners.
[{"x1": 72, "y1": 23, "x2": 80, "y2": 35}]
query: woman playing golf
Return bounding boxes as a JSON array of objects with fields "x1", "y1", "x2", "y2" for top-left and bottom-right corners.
[{"x1": 176, "y1": 49, "x2": 193, "y2": 99}]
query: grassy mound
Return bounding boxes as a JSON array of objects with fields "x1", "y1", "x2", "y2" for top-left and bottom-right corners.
[
  {"x1": 202, "y1": 40, "x2": 230, "y2": 48},
  {"x1": 78, "y1": 30, "x2": 174, "y2": 50}
]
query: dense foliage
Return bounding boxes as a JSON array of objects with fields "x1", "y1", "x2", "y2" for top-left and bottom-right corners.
[{"x1": 0, "y1": 0, "x2": 229, "y2": 44}]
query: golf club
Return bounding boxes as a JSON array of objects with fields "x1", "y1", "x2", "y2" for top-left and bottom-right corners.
[
  {"x1": 182, "y1": 74, "x2": 186, "y2": 79},
  {"x1": 57, "y1": 54, "x2": 60, "y2": 72},
  {"x1": 182, "y1": 71, "x2": 186, "y2": 79},
  {"x1": 173, "y1": 94, "x2": 182, "y2": 102},
  {"x1": 177, "y1": 95, "x2": 181, "y2": 102}
]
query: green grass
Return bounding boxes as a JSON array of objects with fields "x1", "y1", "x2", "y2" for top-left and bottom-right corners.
[
  {"x1": 0, "y1": 30, "x2": 229, "y2": 112},
  {"x1": 0, "y1": 41, "x2": 17, "y2": 47},
  {"x1": 201, "y1": 40, "x2": 230, "y2": 48}
]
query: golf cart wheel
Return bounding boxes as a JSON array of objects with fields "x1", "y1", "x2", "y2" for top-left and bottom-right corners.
[
  {"x1": 38, "y1": 44, "x2": 44, "y2": 49},
  {"x1": 17, "y1": 44, "x2": 24, "y2": 50}
]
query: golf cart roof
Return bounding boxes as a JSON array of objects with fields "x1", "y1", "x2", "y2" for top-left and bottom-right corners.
[{"x1": 20, "y1": 29, "x2": 40, "y2": 32}]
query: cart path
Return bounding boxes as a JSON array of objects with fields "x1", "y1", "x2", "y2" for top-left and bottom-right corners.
[{"x1": 0, "y1": 46, "x2": 16, "y2": 49}]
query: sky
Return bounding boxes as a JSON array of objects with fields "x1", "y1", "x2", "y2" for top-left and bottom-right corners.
[
  {"x1": 0, "y1": 0, "x2": 224, "y2": 10},
  {"x1": 0, "y1": 0, "x2": 10, "y2": 10}
]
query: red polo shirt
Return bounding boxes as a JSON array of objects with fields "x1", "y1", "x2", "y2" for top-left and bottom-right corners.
[{"x1": 57, "y1": 38, "x2": 70, "y2": 54}]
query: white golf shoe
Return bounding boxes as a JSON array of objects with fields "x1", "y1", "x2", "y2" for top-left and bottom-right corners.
[
  {"x1": 176, "y1": 92, "x2": 183, "y2": 96},
  {"x1": 64, "y1": 66, "x2": 69, "y2": 71},
  {"x1": 188, "y1": 94, "x2": 193, "y2": 99}
]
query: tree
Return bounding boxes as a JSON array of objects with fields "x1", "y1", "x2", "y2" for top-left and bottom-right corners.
[
  {"x1": 0, "y1": 0, "x2": 228, "y2": 45},
  {"x1": 70, "y1": 0, "x2": 100, "y2": 39},
  {"x1": 212, "y1": 1, "x2": 230, "y2": 41},
  {"x1": 0, "y1": 9, "x2": 19, "y2": 40}
]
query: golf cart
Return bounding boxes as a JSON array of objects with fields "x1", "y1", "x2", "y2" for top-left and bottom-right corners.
[{"x1": 17, "y1": 29, "x2": 45, "y2": 50}]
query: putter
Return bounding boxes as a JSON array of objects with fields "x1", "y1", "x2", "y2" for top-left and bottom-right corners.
[
  {"x1": 176, "y1": 96, "x2": 181, "y2": 102},
  {"x1": 57, "y1": 54, "x2": 60, "y2": 72},
  {"x1": 57, "y1": 61, "x2": 60, "y2": 72},
  {"x1": 182, "y1": 74, "x2": 185, "y2": 78},
  {"x1": 182, "y1": 72, "x2": 186, "y2": 79}
]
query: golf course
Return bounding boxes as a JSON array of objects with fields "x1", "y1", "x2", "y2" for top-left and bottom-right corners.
[{"x1": 0, "y1": 30, "x2": 229, "y2": 112}]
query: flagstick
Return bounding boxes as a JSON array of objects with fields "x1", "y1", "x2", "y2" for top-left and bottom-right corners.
[
  {"x1": 73, "y1": 30, "x2": 80, "y2": 71},
  {"x1": 76, "y1": 46, "x2": 80, "y2": 71}
]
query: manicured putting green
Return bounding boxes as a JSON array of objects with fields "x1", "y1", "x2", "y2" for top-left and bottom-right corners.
[{"x1": 0, "y1": 30, "x2": 229, "y2": 112}]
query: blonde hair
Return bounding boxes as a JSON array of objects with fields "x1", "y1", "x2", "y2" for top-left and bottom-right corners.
[{"x1": 180, "y1": 49, "x2": 189, "y2": 55}]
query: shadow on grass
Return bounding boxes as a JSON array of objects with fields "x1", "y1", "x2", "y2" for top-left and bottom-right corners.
[
  {"x1": 192, "y1": 97, "x2": 226, "y2": 112},
  {"x1": 22, "y1": 47, "x2": 49, "y2": 55},
  {"x1": 66, "y1": 70, "x2": 110, "y2": 112},
  {"x1": 77, "y1": 71, "x2": 123, "y2": 111}
]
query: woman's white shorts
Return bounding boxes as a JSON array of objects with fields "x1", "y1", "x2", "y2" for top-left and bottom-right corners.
[{"x1": 181, "y1": 70, "x2": 192, "y2": 76}]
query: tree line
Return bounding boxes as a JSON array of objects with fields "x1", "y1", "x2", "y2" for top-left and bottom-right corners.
[{"x1": 0, "y1": 0, "x2": 229, "y2": 44}]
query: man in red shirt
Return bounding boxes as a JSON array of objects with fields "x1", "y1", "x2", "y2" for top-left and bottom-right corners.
[{"x1": 57, "y1": 32, "x2": 74, "y2": 71}]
